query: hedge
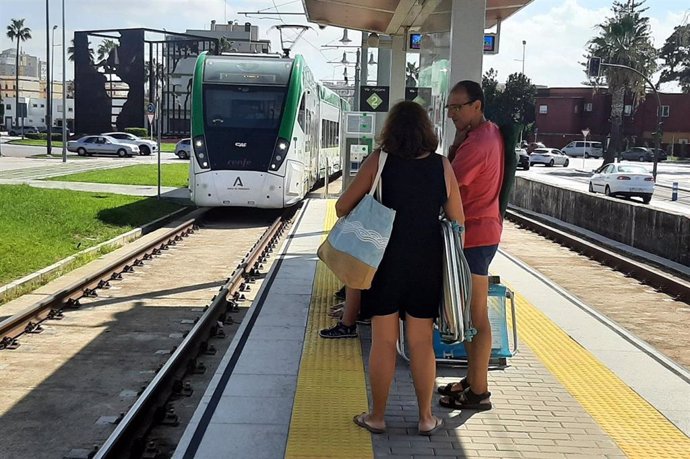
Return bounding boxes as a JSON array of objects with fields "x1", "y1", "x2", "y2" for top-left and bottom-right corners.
[
  {"x1": 25, "y1": 133, "x2": 65, "y2": 141},
  {"x1": 125, "y1": 127, "x2": 148, "y2": 138}
]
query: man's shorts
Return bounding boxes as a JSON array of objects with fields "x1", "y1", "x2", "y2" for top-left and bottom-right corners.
[{"x1": 463, "y1": 244, "x2": 499, "y2": 276}]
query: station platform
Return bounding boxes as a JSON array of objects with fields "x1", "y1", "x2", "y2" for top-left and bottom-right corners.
[{"x1": 173, "y1": 198, "x2": 690, "y2": 459}]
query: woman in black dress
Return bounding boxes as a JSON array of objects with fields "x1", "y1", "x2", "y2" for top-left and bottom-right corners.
[{"x1": 336, "y1": 101, "x2": 465, "y2": 436}]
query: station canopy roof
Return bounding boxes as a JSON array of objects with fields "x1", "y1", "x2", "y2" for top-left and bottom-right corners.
[{"x1": 301, "y1": 0, "x2": 533, "y2": 34}]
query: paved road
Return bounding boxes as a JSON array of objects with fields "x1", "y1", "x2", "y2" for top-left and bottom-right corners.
[{"x1": 522, "y1": 158, "x2": 690, "y2": 214}]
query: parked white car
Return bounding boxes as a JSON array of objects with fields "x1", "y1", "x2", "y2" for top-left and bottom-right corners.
[
  {"x1": 588, "y1": 163, "x2": 654, "y2": 204},
  {"x1": 561, "y1": 140, "x2": 603, "y2": 158},
  {"x1": 67, "y1": 135, "x2": 139, "y2": 157},
  {"x1": 102, "y1": 131, "x2": 157, "y2": 156},
  {"x1": 175, "y1": 138, "x2": 191, "y2": 159},
  {"x1": 529, "y1": 148, "x2": 570, "y2": 167}
]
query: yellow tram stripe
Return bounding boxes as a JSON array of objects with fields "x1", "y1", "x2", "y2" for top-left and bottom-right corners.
[
  {"x1": 512, "y1": 288, "x2": 690, "y2": 458},
  {"x1": 285, "y1": 201, "x2": 373, "y2": 459}
]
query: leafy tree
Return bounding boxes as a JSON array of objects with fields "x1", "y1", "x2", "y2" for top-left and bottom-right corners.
[
  {"x1": 658, "y1": 24, "x2": 690, "y2": 92},
  {"x1": 219, "y1": 37, "x2": 237, "y2": 53},
  {"x1": 6, "y1": 18, "x2": 32, "y2": 127},
  {"x1": 67, "y1": 38, "x2": 94, "y2": 63},
  {"x1": 406, "y1": 62, "x2": 419, "y2": 87},
  {"x1": 482, "y1": 68, "x2": 536, "y2": 137},
  {"x1": 97, "y1": 39, "x2": 118, "y2": 63},
  {"x1": 586, "y1": 0, "x2": 657, "y2": 163}
]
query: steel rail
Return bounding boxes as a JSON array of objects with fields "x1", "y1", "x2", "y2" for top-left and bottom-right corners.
[
  {"x1": 505, "y1": 208, "x2": 690, "y2": 304},
  {"x1": 0, "y1": 210, "x2": 207, "y2": 350},
  {"x1": 94, "y1": 208, "x2": 295, "y2": 459}
]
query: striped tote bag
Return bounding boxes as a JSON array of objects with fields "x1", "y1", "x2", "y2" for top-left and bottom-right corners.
[{"x1": 317, "y1": 152, "x2": 396, "y2": 289}]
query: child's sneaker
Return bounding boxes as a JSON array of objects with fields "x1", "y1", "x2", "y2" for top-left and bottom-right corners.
[{"x1": 319, "y1": 322, "x2": 357, "y2": 339}]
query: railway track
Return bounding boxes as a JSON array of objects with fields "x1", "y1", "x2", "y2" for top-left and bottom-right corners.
[
  {"x1": 502, "y1": 209, "x2": 690, "y2": 370},
  {"x1": 0, "y1": 212, "x2": 202, "y2": 351},
  {"x1": 0, "y1": 206, "x2": 297, "y2": 459},
  {"x1": 505, "y1": 207, "x2": 690, "y2": 303}
]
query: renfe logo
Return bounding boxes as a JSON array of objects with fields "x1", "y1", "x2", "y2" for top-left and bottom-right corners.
[
  {"x1": 235, "y1": 142, "x2": 247, "y2": 148},
  {"x1": 233, "y1": 177, "x2": 244, "y2": 187}
]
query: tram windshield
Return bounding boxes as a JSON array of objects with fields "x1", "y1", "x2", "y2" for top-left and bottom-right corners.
[{"x1": 204, "y1": 86, "x2": 285, "y2": 130}]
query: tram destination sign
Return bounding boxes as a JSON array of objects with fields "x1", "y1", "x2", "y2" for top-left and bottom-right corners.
[{"x1": 360, "y1": 86, "x2": 390, "y2": 112}]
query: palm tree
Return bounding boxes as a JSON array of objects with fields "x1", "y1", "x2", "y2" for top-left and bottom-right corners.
[
  {"x1": 97, "y1": 39, "x2": 118, "y2": 63},
  {"x1": 67, "y1": 39, "x2": 94, "y2": 63},
  {"x1": 586, "y1": 0, "x2": 657, "y2": 163},
  {"x1": 6, "y1": 18, "x2": 32, "y2": 128},
  {"x1": 406, "y1": 62, "x2": 419, "y2": 87}
]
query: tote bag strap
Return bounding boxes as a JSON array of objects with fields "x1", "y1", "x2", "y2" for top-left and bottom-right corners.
[{"x1": 368, "y1": 151, "x2": 388, "y2": 196}]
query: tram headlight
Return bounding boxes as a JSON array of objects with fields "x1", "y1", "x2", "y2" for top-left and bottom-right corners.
[
  {"x1": 269, "y1": 137, "x2": 290, "y2": 171},
  {"x1": 193, "y1": 135, "x2": 210, "y2": 169}
]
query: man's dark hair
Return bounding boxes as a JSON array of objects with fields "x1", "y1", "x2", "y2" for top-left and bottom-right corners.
[
  {"x1": 450, "y1": 80, "x2": 484, "y2": 112},
  {"x1": 378, "y1": 100, "x2": 438, "y2": 159}
]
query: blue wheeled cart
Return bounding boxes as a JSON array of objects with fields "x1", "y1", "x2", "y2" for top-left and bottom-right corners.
[{"x1": 397, "y1": 276, "x2": 518, "y2": 366}]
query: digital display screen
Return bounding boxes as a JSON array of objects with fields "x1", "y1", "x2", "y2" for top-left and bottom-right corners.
[
  {"x1": 409, "y1": 33, "x2": 422, "y2": 50},
  {"x1": 483, "y1": 34, "x2": 497, "y2": 53}
]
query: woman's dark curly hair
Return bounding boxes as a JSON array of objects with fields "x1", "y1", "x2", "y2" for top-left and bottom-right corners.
[{"x1": 377, "y1": 100, "x2": 438, "y2": 159}]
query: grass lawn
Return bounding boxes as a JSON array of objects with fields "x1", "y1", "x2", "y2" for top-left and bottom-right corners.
[
  {"x1": 9, "y1": 138, "x2": 177, "y2": 152},
  {"x1": 47, "y1": 163, "x2": 189, "y2": 188},
  {"x1": 0, "y1": 185, "x2": 182, "y2": 288}
]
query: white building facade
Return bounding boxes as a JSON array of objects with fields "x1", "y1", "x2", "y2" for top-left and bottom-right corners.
[{"x1": 3, "y1": 97, "x2": 74, "y2": 130}]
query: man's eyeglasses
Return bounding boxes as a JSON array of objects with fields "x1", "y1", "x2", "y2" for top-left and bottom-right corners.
[{"x1": 444, "y1": 100, "x2": 475, "y2": 112}]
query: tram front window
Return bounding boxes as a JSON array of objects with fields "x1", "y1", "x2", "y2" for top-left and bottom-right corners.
[
  {"x1": 203, "y1": 85, "x2": 286, "y2": 171},
  {"x1": 205, "y1": 86, "x2": 284, "y2": 130}
]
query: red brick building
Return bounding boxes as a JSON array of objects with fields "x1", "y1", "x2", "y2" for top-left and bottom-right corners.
[{"x1": 534, "y1": 87, "x2": 690, "y2": 156}]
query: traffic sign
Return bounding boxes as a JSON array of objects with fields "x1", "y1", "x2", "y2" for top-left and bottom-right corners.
[
  {"x1": 147, "y1": 103, "x2": 156, "y2": 114},
  {"x1": 147, "y1": 113, "x2": 155, "y2": 124},
  {"x1": 582, "y1": 128, "x2": 590, "y2": 137}
]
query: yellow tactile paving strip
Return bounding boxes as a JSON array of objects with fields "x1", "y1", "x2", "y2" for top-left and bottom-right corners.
[
  {"x1": 285, "y1": 201, "x2": 373, "y2": 459},
  {"x1": 512, "y1": 288, "x2": 690, "y2": 458}
]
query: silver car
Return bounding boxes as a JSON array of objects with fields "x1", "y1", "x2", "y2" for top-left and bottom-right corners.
[
  {"x1": 102, "y1": 131, "x2": 157, "y2": 156},
  {"x1": 67, "y1": 135, "x2": 139, "y2": 157},
  {"x1": 175, "y1": 138, "x2": 191, "y2": 159}
]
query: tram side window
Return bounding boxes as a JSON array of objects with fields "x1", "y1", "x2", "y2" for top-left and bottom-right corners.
[
  {"x1": 298, "y1": 96, "x2": 306, "y2": 131},
  {"x1": 320, "y1": 120, "x2": 339, "y2": 148}
]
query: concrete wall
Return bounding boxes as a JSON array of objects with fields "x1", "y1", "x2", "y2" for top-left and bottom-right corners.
[{"x1": 510, "y1": 177, "x2": 690, "y2": 267}]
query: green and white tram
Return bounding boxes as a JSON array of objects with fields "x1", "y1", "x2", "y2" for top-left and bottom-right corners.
[{"x1": 189, "y1": 52, "x2": 347, "y2": 208}]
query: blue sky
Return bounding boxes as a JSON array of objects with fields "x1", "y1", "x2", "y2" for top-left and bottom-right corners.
[{"x1": 1, "y1": 0, "x2": 688, "y2": 91}]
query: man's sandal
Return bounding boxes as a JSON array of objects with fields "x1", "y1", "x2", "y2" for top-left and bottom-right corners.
[
  {"x1": 437, "y1": 378, "x2": 470, "y2": 397},
  {"x1": 439, "y1": 387, "x2": 492, "y2": 411}
]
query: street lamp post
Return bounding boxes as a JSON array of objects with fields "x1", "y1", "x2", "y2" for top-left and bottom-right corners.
[
  {"x1": 46, "y1": 0, "x2": 52, "y2": 156},
  {"x1": 581, "y1": 128, "x2": 590, "y2": 170},
  {"x1": 51, "y1": 25, "x2": 57, "y2": 149},
  {"x1": 61, "y1": 0, "x2": 67, "y2": 162},
  {"x1": 521, "y1": 40, "x2": 526, "y2": 74}
]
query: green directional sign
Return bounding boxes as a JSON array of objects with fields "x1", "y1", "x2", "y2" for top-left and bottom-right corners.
[
  {"x1": 366, "y1": 93, "x2": 383, "y2": 110},
  {"x1": 360, "y1": 86, "x2": 390, "y2": 113}
]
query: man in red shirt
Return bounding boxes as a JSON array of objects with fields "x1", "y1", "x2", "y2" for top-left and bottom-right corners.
[{"x1": 438, "y1": 80, "x2": 504, "y2": 411}]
